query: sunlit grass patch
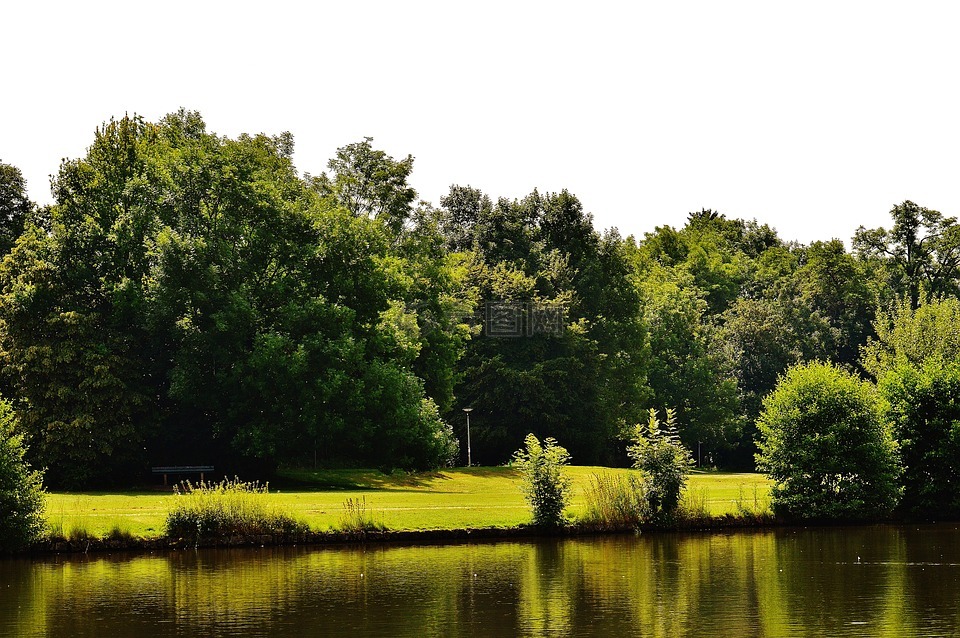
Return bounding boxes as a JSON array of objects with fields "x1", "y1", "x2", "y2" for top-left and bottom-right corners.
[{"x1": 43, "y1": 468, "x2": 774, "y2": 538}]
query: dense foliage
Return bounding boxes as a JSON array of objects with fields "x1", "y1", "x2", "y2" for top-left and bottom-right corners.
[
  {"x1": 879, "y1": 361, "x2": 960, "y2": 519},
  {"x1": 756, "y1": 362, "x2": 900, "y2": 520},
  {"x1": 0, "y1": 401, "x2": 45, "y2": 551},
  {"x1": 5, "y1": 110, "x2": 960, "y2": 494},
  {"x1": 512, "y1": 434, "x2": 572, "y2": 527},
  {"x1": 870, "y1": 298, "x2": 960, "y2": 520},
  {"x1": 0, "y1": 113, "x2": 457, "y2": 486},
  {"x1": 443, "y1": 189, "x2": 648, "y2": 464}
]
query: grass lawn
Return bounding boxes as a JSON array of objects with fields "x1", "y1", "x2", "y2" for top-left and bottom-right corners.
[{"x1": 44, "y1": 467, "x2": 771, "y2": 539}]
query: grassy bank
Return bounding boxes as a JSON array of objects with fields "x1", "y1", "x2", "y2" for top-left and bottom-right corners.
[{"x1": 43, "y1": 467, "x2": 771, "y2": 540}]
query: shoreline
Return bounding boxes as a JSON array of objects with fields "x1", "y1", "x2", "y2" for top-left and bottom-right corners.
[{"x1": 20, "y1": 514, "x2": 779, "y2": 557}]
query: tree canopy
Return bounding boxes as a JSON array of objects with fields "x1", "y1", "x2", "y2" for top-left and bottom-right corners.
[{"x1": 2, "y1": 111, "x2": 959, "y2": 492}]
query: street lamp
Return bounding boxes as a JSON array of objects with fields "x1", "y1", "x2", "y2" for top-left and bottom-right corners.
[{"x1": 463, "y1": 408, "x2": 473, "y2": 467}]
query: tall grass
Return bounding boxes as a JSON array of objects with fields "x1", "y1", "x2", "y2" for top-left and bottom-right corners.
[
  {"x1": 165, "y1": 477, "x2": 307, "y2": 540},
  {"x1": 580, "y1": 472, "x2": 649, "y2": 529},
  {"x1": 732, "y1": 484, "x2": 774, "y2": 523},
  {"x1": 675, "y1": 486, "x2": 711, "y2": 525},
  {"x1": 337, "y1": 497, "x2": 387, "y2": 533},
  {"x1": 582, "y1": 475, "x2": 772, "y2": 529}
]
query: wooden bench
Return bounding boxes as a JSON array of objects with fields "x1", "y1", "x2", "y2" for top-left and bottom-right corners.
[{"x1": 152, "y1": 465, "x2": 215, "y2": 486}]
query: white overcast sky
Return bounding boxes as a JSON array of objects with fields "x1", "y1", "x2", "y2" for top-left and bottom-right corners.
[{"x1": 4, "y1": 1, "x2": 960, "y2": 245}]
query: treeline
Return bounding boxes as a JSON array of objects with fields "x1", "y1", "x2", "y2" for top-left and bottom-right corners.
[{"x1": 1, "y1": 110, "x2": 958, "y2": 488}]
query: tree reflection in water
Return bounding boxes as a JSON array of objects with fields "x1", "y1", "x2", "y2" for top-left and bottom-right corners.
[{"x1": 1, "y1": 526, "x2": 959, "y2": 637}]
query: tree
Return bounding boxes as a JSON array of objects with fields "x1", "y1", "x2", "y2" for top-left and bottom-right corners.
[
  {"x1": 854, "y1": 200, "x2": 960, "y2": 309},
  {"x1": 0, "y1": 116, "x2": 159, "y2": 486},
  {"x1": 634, "y1": 263, "x2": 740, "y2": 454},
  {"x1": 437, "y1": 185, "x2": 489, "y2": 253},
  {"x1": 793, "y1": 240, "x2": 878, "y2": 368},
  {"x1": 717, "y1": 297, "x2": 808, "y2": 425},
  {"x1": 627, "y1": 408, "x2": 694, "y2": 520},
  {"x1": 879, "y1": 360, "x2": 960, "y2": 519},
  {"x1": 512, "y1": 433, "x2": 572, "y2": 527},
  {"x1": 861, "y1": 296, "x2": 960, "y2": 380},
  {"x1": 0, "y1": 400, "x2": 45, "y2": 551},
  {"x1": 313, "y1": 137, "x2": 417, "y2": 237},
  {"x1": 450, "y1": 190, "x2": 649, "y2": 465},
  {"x1": 0, "y1": 161, "x2": 32, "y2": 256},
  {"x1": 756, "y1": 362, "x2": 900, "y2": 520},
  {"x1": 0, "y1": 113, "x2": 459, "y2": 484}
]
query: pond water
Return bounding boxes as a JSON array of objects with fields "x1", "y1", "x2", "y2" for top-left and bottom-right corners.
[{"x1": 2, "y1": 525, "x2": 959, "y2": 637}]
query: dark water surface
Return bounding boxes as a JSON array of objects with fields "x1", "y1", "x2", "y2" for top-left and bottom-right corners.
[{"x1": 3, "y1": 525, "x2": 960, "y2": 637}]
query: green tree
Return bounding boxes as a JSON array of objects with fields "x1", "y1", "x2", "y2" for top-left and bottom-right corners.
[
  {"x1": 450, "y1": 189, "x2": 649, "y2": 464},
  {"x1": 640, "y1": 211, "x2": 779, "y2": 317},
  {"x1": 0, "y1": 400, "x2": 45, "y2": 551},
  {"x1": 437, "y1": 185, "x2": 489, "y2": 253},
  {"x1": 861, "y1": 296, "x2": 960, "y2": 380},
  {"x1": 512, "y1": 433, "x2": 572, "y2": 527},
  {"x1": 0, "y1": 113, "x2": 459, "y2": 484},
  {"x1": 717, "y1": 298, "x2": 808, "y2": 425},
  {"x1": 313, "y1": 137, "x2": 417, "y2": 237},
  {"x1": 793, "y1": 240, "x2": 878, "y2": 368},
  {"x1": 0, "y1": 117, "x2": 159, "y2": 486},
  {"x1": 756, "y1": 362, "x2": 900, "y2": 521},
  {"x1": 854, "y1": 200, "x2": 960, "y2": 309},
  {"x1": 0, "y1": 161, "x2": 33, "y2": 256},
  {"x1": 879, "y1": 360, "x2": 960, "y2": 519},
  {"x1": 634, "y1": 263, "x2": 740, "y2": 454},
  {"x1": 626, "y1": 408, "x2": 693, "y2": 520}
]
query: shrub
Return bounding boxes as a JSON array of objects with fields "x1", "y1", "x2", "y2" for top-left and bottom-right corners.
[
  {"x1": 512, "y1": 434, "x2": 571, "y2": 527},
  {"x1": 879, "y1": 359, "x2": 960, "y2": 519},
  {"x1": 756, "y1": 361, "x2": 900, "y2": 521},
  {"x1": 165, "y1": 477, "x2": 307, "y2": 540},
  {"x1": 580, "y1": 472, "x2": 650, "y2": 528},
  {"x1": 627, "y1": 408, "x2": 693, "y2": 521},
  {"x1": 0, "y1": 401, "x2": 45, "y2": 551}
]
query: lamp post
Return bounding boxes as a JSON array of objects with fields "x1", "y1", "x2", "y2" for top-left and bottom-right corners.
[{"x1": 463, "y1": 408, "x2": 473, "y2": 467}]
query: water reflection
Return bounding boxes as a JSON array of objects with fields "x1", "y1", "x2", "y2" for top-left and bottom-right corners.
[{"x1": 2, "y1": 525, "x2": 960, "y2": 637}]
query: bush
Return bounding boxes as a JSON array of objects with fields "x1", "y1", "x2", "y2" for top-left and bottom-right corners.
[
  {"x1": 512, "y1": 434, "x2": 571, "y2": 527},
  {"x1": 879, "y1": 360, "x2": 960, "y2": 519},
  {"x1": 165, "y1": 477, "x2": 307, "y2": 540},
  {"x1": 627, "y1": 408, "x2": 693, "y2": 521},
  {"x1": 0, "y1": 401, "x2": 45, "y2": 551},
  {"x1": 756, "y1": 362, "x2": 900, "y2": 521}
]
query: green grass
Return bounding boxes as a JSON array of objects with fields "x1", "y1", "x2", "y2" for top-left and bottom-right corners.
[{"x1": 43, "y1": 467, "x2": 772, "y2": 539}]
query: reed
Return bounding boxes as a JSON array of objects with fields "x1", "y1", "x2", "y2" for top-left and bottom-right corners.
[
  {"x1": 579, "y1": 472, "x2": 649, "y2": 529},
  {"x1": 337, "y1": 496, "x2": 387, "y2": 533}
]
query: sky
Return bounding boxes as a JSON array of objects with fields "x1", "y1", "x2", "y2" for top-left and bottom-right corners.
[{"x1": 4, "y1": 1, "x2": 960, "y2": 245}]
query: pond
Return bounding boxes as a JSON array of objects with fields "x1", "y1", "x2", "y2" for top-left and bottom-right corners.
[{"x1": 2, "y1": 525, "x2": 959, "y2": 636}]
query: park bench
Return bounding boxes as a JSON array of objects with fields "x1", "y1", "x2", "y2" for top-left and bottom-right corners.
[{"x1": 152, "y1": 465, "x2": 214, "y2": 486}]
